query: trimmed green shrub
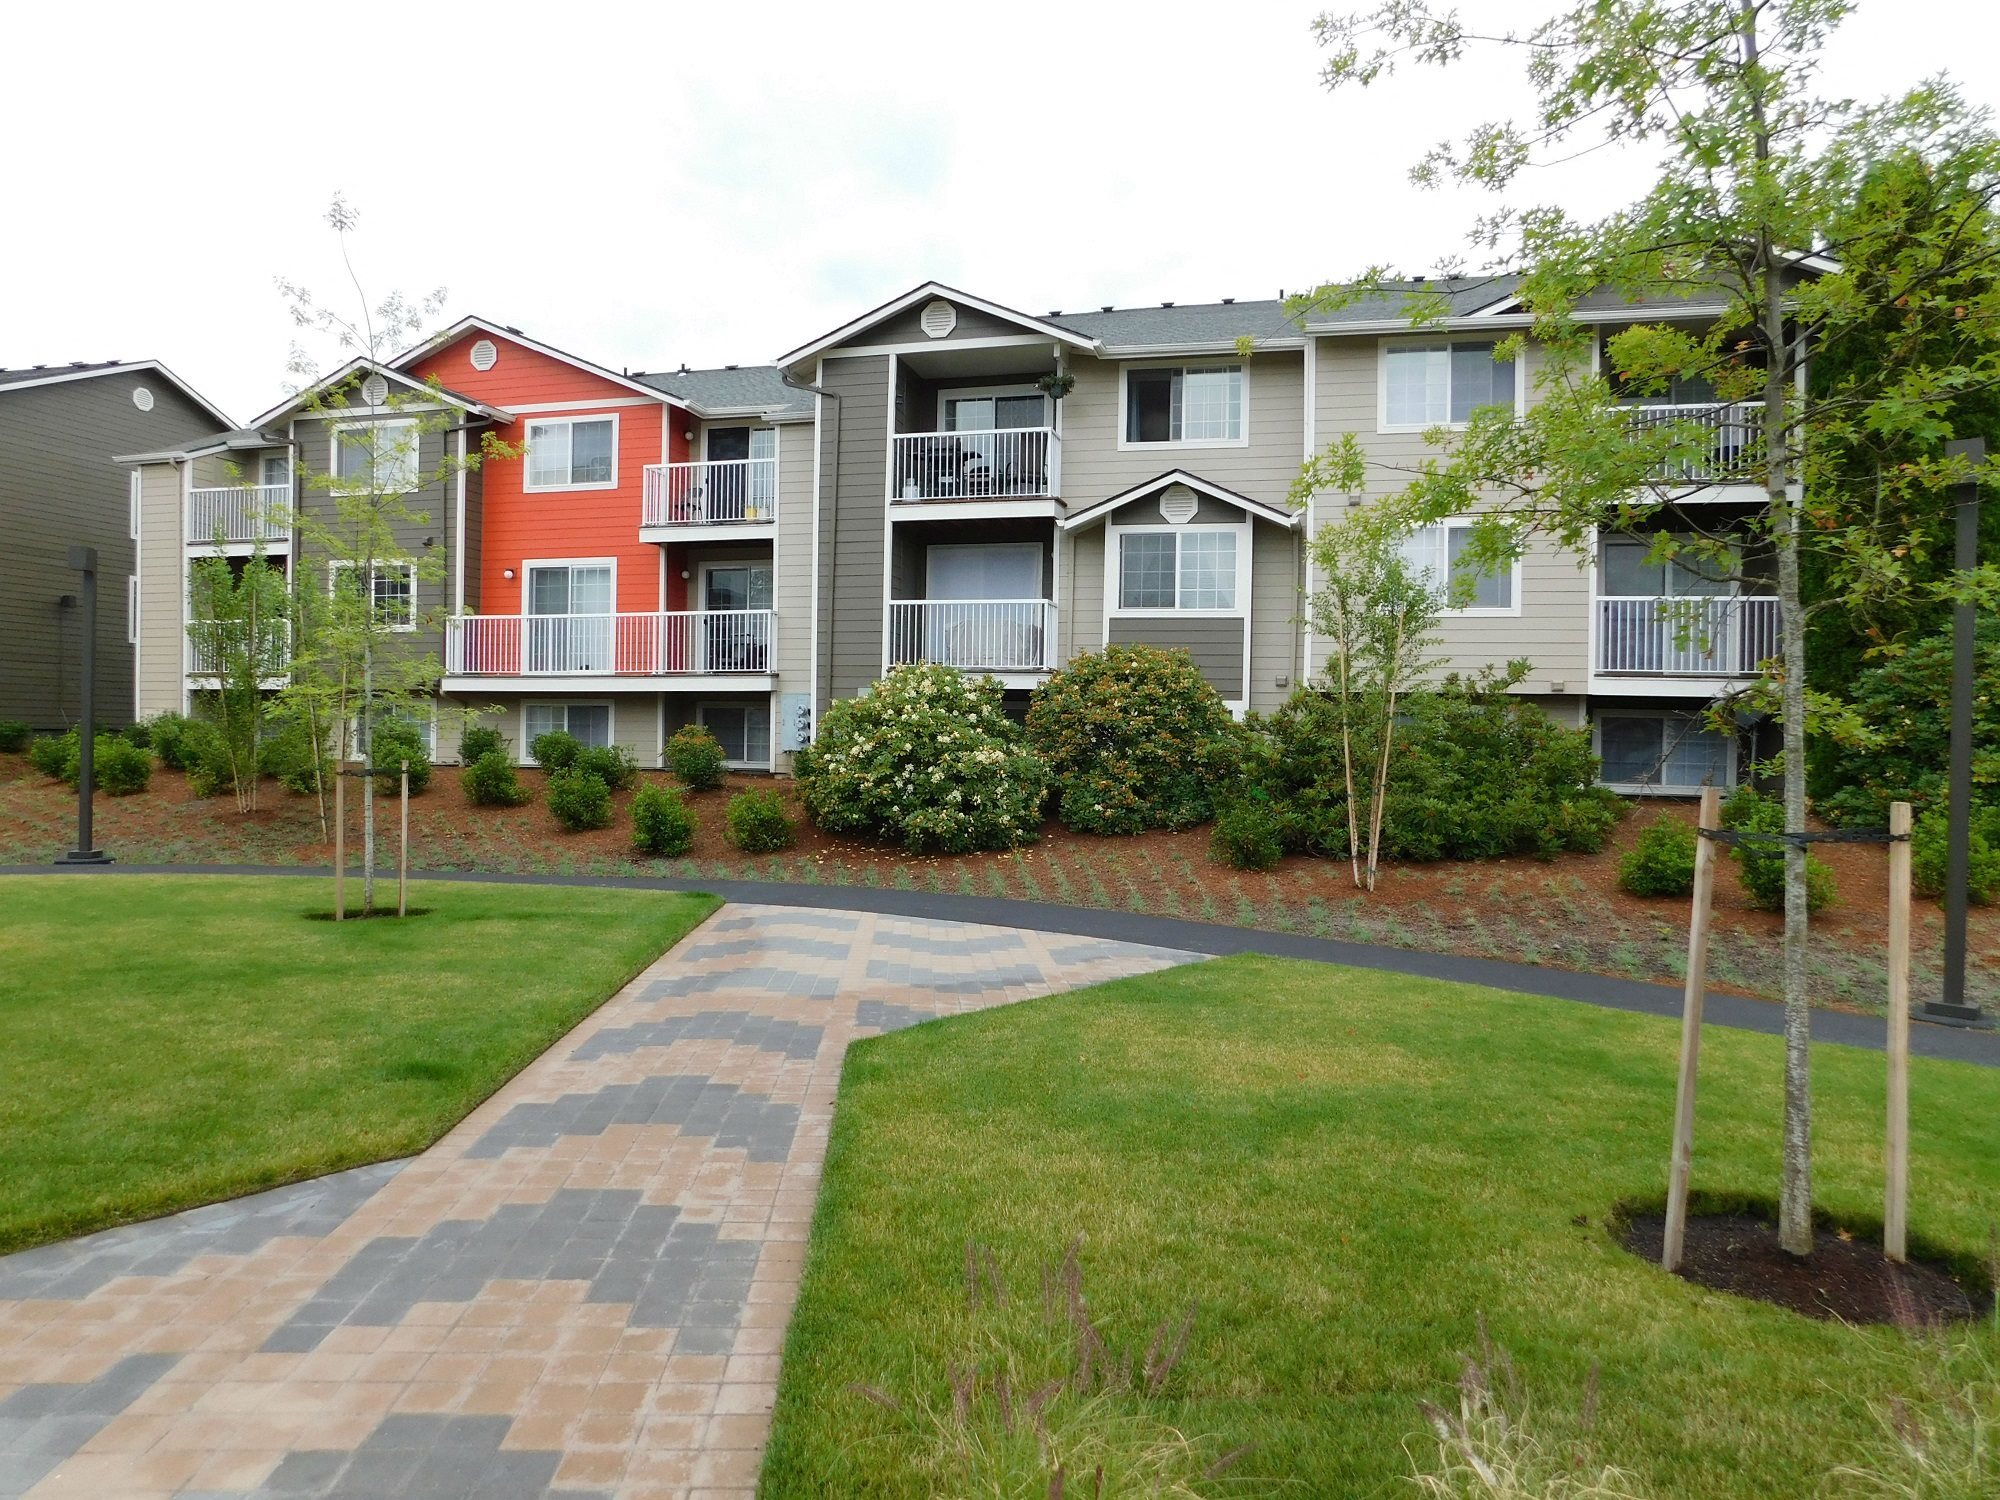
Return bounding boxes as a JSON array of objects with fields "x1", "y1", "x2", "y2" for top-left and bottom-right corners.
[
  {"x1": 547, "y1": 767, "x2": 613, "y2": 831},
  {"x1": 665, "y1": 724, "x2": 727, "y2": 791},
  {"x1": 463, "y1": 749, "x2": 532, "y2": 807},
  {"x1": 28, "y1": 731, "x2": 76, "y2": 780},
  {"x1": 1723, "y1": 787, "x2": 1837, "y2": 912},
  {"x1": 91, "y1": 736, "x2": 152, "y2": 796},
  {"x1": 458, "y1": 724, "x2": 506, "y2": 763},
  {"x1": 183, "y1": 723, "x2": 233, "y2": 798},
  {"x1": 1210, "y1": 798, "x2": 1284, "y2": 871},
  {"x1": 0, "y1": 720, "x2": 31, "y2": 753},
  {"x1": 530, "y1": 729, "x2": 582, "y2": 772},
  {"x1": 369, "y1": 720, "x2": 433, "y2": 795},
  {"x1": 574, "y1": 743, "x2": 638, "y2": 792},
  {"x1": 1618, "y1": 817, "x2": 1698, "y2": 897},
  {"x1": 259, "y1": 722, "x2": 329, "y2": 797},
  {"x1": 1911, "y1": 804, "x2": 2000, "y2": 906},
  {"x1": 1026, "y1": 645, "x2": 1238, "y2": 835},
  {"x1": 145, "y1": 712, "x2": 201, "y2": 770},
  {"x1": 725, "y1": 788, "x2": 795, "y2": 853},
  {"x1": 119, "y1": 720, "x2": 152, "y2": 749},
  {"x1": 632, "y1": 783, "x2": 696, "y2": 856},
  {"x1": 794, "y1": 664, "x2": 1050, "y2": 854}
]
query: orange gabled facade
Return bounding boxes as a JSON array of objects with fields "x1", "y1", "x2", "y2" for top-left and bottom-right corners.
[{"x1": 406, "y1": 327, "x2": 691, "y2": 616}]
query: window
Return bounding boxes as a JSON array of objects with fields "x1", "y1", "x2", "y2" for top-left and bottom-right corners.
[
  {"x1": 330, "y1": 561, "x2": 417, "y2": 630},
  {"x1": 127, "y1": 575, "x2": 138, "y2": 644},
  {"x1": 525, "y1": 702, "x2": 612, "y2": 754},
  {"x1": 1601, "y1": 536, "x2": 1734, "y2": 598},
  {"x1": 1382, "y1": 342, "x2": 1516, "y2": 428},
  {"x1": 1124, "y1": 366, "x2": 1244, "y2": 444},
  {"x1": 1599, "y1": 713, "x2": 1732, "y2": 792},
  {"x1": 700, "y1": 701, "x2": 770, "y2": 766},
  {"x1": 1117, "y1": 529, "x2": 1238, "y2": 611},
  {"x1": 943, "y1": 392, "x2": 1047, "y2": 431},
  {"x1": 261, "y1": 454, "x2": 291, "y2": 491},
  {"x1": 525, "y1": 416, "x2": 616, "y2": 491},
  {"x1": 1399, "y1": 522, "x2": 1516, "y2": 611},
  {"x1": 333, "y1": 420, "x2": 419, "y2": 492}
]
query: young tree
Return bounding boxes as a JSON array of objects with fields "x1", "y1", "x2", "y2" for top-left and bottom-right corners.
[
  {"x1": 1301, "y1": 1, "x2": 2000, "y2": 1255},
  {"x1": 187, "y1": 532, "x2": 290, "y2": 813}
]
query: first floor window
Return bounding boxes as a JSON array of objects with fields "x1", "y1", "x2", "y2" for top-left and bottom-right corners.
[
  {"x1": 1599, "y1": 713, "x2": 1731, "y2": 790},
  {"x1": 700, "y1": 701, "x2": 770, "y2": 766},
  {"x1": 331, "y1": 561, "x2": 417, "y2": 630},
  {"x1": 1117, "y1": 529, "x2": 1238, "y2": 610},
  {"x1": 1125, "y1": 365, "x2": 1243, "y2": 443},
  {"x1": 333, "y1": 419, "x2": 419, "y2": 493},
  {"x1": 526, "y1": 702, "x2": 611, "y2": 753},
  {"x1": 526, "y1": 416, "x2": 616, "y2": 490},
  {"x1": 1400, "y1": 522, "x2": 1514, "y2": 611},
  {"x1": 1383, "y1": 341, "x2": 1516, "y2": 427}
]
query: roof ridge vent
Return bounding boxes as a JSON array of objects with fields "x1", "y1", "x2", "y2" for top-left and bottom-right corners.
[
  {"x1": 1221, "y1": 297, "x2": 1234, "y2": 305},
  {"x1": 724, "y1": 363, "x2": 739, "y2": 370},
  {"x1": 1160, "y1": 301, "x2": 1175, "y2": 308},
  {"x1": 1101, "y1": 305, "x2": 1113, "y2": 313}
]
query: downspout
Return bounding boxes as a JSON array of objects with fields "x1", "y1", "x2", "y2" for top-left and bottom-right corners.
[{"x1": 780, "y1": 367, "x2": 840, "y2": 718}]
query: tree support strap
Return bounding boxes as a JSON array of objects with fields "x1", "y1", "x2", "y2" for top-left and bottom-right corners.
[{"x1": 1697, "y1": 826, "x2": 1908, "y2": 848}]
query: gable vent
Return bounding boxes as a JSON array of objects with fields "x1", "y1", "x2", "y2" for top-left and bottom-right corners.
[
  {"x1": 918, "y1": 299, "x2": 958, "y2": 339},
  {"x1": 1160, "y1": 483, "x2": 1198, "y2": 525},
  {"x1": 131, "y1": 386, "x2": 154, "y2": 412},
  {"x1": 361, "y1": 374, "x2": 390, "y2": 406},
  {"x1": 469, "y1": 338, "x2": 498, "y2": 371}
]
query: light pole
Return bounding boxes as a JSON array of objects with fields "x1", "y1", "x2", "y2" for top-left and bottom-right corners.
[
  {"x1": 1918, "y1": 437, "x2": 1987, "y2": 1028},
  {"x1": 54, "y1": 545, "x2": 112, "y2": 866}
]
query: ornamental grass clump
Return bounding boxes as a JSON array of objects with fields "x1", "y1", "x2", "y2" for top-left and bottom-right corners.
[
  {"x1": 793, "y1": 664, "x2": 1050, "y2": 854},
  {"x1": 1026, "y1": 645, "x2": 1238, "y2": 835}
]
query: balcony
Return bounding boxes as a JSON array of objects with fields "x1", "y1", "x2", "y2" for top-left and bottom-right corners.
[
  {"x1": 891, "y1": 429, "x2": 1059, "y2": 504},
  {"x1": 641, "y1": 459, "x2": 777, "y2": 529},
  {"x1": 188, "y1": 484, "x2": 290, "y2": 545},
  {"x1": 1617, "y1": 402, "x2": 1763, "y2": 488},
  {"x1": 1595, "y1": 595, "x2": 1778, "y2": 676},
  {"x1": 445, "y1": 611, "x2": 774, "y2": 677},
  {"x1": 888, "y1": 599, "x2": 1056, "y2": 673},
  {"x1": 187, "y1": 618, "x2": 291, "y2": 679}
]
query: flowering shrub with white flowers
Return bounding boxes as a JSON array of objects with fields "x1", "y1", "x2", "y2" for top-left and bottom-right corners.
[{"x1": 793, "y1": 664, "x2": 1050, "y2": 853}]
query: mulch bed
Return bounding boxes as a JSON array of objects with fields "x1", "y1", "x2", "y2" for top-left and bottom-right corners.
[{"x1": 1621, "y1": 1210, "x2": 1992, "y2": 1325}]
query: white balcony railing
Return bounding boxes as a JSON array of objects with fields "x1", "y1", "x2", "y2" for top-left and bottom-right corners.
[
  {"x1": 1596, "y1": 595, "x2": 1779, "y2": 676},
  {"x1": 888, "y1": 600, "x2": 1056, "y2": 672},
  {"x1": 1617, "y1": 402, "x2": 1763, "y2": 486},
  {"x1": 446, "y1": 611, "x2": 774, "y2": 676},
  {"x1": 891, "y1": 428, "x2": 1060, "y2": 502},
  {"x1": 641, "y1": 459, "x2": 777, "y2": 527},
  {"x1": 187, "y1": 618, "x2": 291, "y2": 677},
  {"x1": 188, "y1": 484, "x2": 291, "y2": 544}
]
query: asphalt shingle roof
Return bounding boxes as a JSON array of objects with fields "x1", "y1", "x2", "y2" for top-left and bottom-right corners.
[
  {"x1": 633, "y1": 364, "x2": 812, "y2": 416},
  {"x1": 0, "y1": 360, "x2": 134, "y2": 388},
  {"x1": 1044, "y1": 276, "x2": 1527, "y2": 347}
]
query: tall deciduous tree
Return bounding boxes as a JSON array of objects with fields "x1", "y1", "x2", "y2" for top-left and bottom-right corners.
[
  {"x1": 1301, "y1": 0, "x2": 2000, "y2": 1255},
  {"x1": 187, "y1": 531, "x2": 290, "y2": 813}
]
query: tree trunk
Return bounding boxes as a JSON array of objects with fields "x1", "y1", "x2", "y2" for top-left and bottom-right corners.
[
  {"x1": 362, "y1": 647, "x2": 375, "y2": 914},
  {"x1": 1338, "y1": 613, "x2": 1364, "y2": 888}
]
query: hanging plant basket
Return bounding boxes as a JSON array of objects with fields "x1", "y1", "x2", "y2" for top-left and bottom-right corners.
[{"x1": 1036, "y1": 371, "x2": 1076, "y2": 401}]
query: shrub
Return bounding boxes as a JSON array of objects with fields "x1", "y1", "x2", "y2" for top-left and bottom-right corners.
[
  {"x1": 793, "y1": 664, "x2": 1050, "y2": 854},
  {"x1": 145, "y1": 712, "x2": 201, "y2": 770},
  {"x1": 1723, "y1": 787, "x2": 1837, "y2": 912},
  {"x1": 1026, "y1": 645, "x2": 1239, "y2": 835},
  {"x1": 260, "y1": 722, "x2": 329, "y2": 797},
  {"x1": 547, "y1": 767, "x2": 613, "y2": 831},
  {"x1": 1210, "y1": 798, "x2": 1283, "y2": 871},
  {"x1": 632, "y1": 782, "x2": 696, "y2": 856},
  {"x1": 1911, "y1": 804, "x2": 2000, "y2": 906},
  {"x1": 369, "y1": 720, "x2": 433, "y2": 795},
  {"x1": 665, "y1": 724, "x2": 727, "y2": 791},
  {"x1": 119, "y1": 720, "x2": 152, "y2": 749},
  {"x1": 0, "y1": 720, "x2": 31, "y2": 753},
  {"x1": 91, "y1": 736, "x2": 152, "y2": 796},
  {"x1": 458, "y1": 724, "x2": 506, "y2": 763},
  {"x1": 529, "y1": 729, "x2": 582, "y2": 772},
  {"x1": 1618, "y1": 817, "x2": 1699, "y2": 897},
  {"x1": 573, "y1": 743, "x2": 638, "y2": 792},
  {"x1": 183, "y1": 723, "x2": 233, "y2": 798},
  {"x1": 28, "y1": 731, "x2": 76, "y2": 780},
  {"x1": 463, "y1": 749, "x2": 532, "y2": 807},
  {"x1": 725, "y1": 788, "x2": 795, "y2": 853}
]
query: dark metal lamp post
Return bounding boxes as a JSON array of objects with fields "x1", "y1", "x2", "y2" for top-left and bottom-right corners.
[{"x1": 54, "y1": 545, "x2": 112, "y2": 867}]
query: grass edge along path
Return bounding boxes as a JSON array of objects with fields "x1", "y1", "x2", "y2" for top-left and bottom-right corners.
[
  {"x1": 0, "y1": 876, "x2": 719, "y2": 1255},
  {"x1": 761, "y1": 952, "x2": 2000, "y2": 1499}
]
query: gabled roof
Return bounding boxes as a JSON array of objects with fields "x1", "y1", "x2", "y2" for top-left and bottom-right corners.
[
  {"x1": 776, "y1": 282, "x2": 1100, "y2": 369},
  {"x1": 250, "y1": 357, "x2": 512, "y2": 429},
  {"x1": 113, "y1": 427, "x2": 290, "y2": 465},
  {"x1": 632, "y1": 364, "x2": 814, "y2": 420},
  {"x1": 402, "y1": 316, "x2": 691, "y2": 410},
  {"x1": 1060, "y1": 470, "x2": 1300, "y2": 531},
  {"x1": 0, "y1": 359, "x2": 233, "y2": 428}
]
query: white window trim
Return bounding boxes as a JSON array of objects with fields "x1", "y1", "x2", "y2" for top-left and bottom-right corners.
[
  {"x1": 1593, "y1": 708, "x2": 1739, "y2": 796},
  {"x1": 934, "y1": 383, "x2": 1049, "y2": 430},
  {"x1": 328, "y1": 559, "x2": 419, "y2": 632},
  {"x1": 1403, "y1": 518, "x2": 1524, "y2": 618},
  {"x1": 523, "y1": 412, "x2": 621, "y2": 493},
  {"x1": 1115, "y1": 361, "x2": 1251, "y2": 451},
  {"x1": 1104, "y1": 521, "x2": 1251, "y2": 618},
  {"x1": 129, "y1": 469, "x2": 140, "y2": 540},
  {"x1": 127, "y1": 575, "x2": 139, "y2": 645},
  {"x1": 523, "y1": 700, "x2": 616, "y2": 762},
  {"x1": 331, "y1": 418, "x2": 421, "y2": 493},
  {"x1": 1376, "y1": 336, "x2": 1526, "y2": 434},
  {"x1": 695, "y1": 700, "x2": 773, "y2": 770},
  {"x1": 520, "y1": 556, "x2": 619, "y2": 616}
]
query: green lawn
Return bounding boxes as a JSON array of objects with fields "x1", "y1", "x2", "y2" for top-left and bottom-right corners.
[
  {"x1": 764, "y1": 954, "x2": 1999, "y2": 1498},
  {"x1": 0, "y1": 875, "x2": 717, "y2": 1253}
]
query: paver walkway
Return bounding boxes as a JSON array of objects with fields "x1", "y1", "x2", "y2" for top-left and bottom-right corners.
[{"x1": 0, "y1": 904, "x2": 1196, "y2": 1500}]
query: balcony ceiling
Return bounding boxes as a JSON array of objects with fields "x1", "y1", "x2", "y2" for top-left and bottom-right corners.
[{"x1": 898, "y1": 343, "x2": 1059, "y2": 381}]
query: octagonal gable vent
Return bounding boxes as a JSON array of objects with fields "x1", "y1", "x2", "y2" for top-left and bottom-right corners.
[
  {"x1": 361, "y1": 374, "x2": 390, "y2": 406},
  {"x1": 131, "y1": 386, "x2": 154, "y2": 412},
  {"x1": 1160, "y1": 483, "x2": 1199, "y2": 524},
  {"x1": 469, "y1": 338, "x2": 498, "y2": 371},
  {"x1": 918, "y1": 298, "x2": 958, "y2": 339}
]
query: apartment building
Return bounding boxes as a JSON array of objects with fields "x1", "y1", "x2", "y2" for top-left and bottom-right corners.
[{"x1": 123, "y1": 279, "x2": 1774, "y2": 795}]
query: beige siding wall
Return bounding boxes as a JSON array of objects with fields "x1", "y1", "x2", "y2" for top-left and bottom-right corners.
[
  {"x1": 489, "y1": 694, "x2": 664, "y2": 767},
  {"x1": 1059, "y1": 528, "x2": 1102, "y2": 658},
  {"x1": 1106, "y1": 616, "x2": 1246, "y2": 700},
  {"x1": 134, "y1": 462, "x2": 186, "y2": 719},
  {"x1": 1248, "y1": 518, "x2": 1303, "y2": 712},
  {"x1": 774, "y1": 421, "x2": 814, "y2": 683}
]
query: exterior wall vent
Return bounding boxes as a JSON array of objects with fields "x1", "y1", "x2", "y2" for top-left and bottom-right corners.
[
  {"x1": 470, "y1": 338, "x2": 499, "y2": 372},
  {"x1": 919, "y1": 299, "x2": 958, "y2": 339},
  {"x1": 131, "y1": 386, "x2": 154, "y2": 412},
  {"x1": 1160, "y1": 483, "x2": 1198, "y2": 524},
  {"x1": 361, "y1": 374, "x2": 390, "y2": 406}
]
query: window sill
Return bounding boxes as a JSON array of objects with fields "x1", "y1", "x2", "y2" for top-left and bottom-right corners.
[
  {"x1": 1110, "y1": 606, "x2": 1246, "y2": 619},
  {"x1": 523, "y1": 481, "x2": 620, "y2": 495},
  {"x1": 1114, "y1": 437, "x2": 1249, "y2": 452}
]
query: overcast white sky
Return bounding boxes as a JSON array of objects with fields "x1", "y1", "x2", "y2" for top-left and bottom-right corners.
[{"x1": 7, "y1": 0, "x2": 1997, "y2": 424}]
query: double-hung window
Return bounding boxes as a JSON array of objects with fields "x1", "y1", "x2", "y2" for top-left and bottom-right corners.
[
  {"x1": 330, "y1": 561, "x2": 417, "y2": 631},
  {"x1": 525, "y1": 416, "x2": 616, "y2": 491},
  {"x1": 1399, "y1": 521, "x2": 1516, "y2": 611},
  {"x1": 333, "y1": 420, "x2": 419, "y2": 493},
  {"x1": 1124, "y1": 366, "x2": 1244, "y2": 444},
  {"x1": 1382, "y1": 342, "x2": 1516, "y2": 428},
  {"x1": 1117, "y1": 529, "x2": 1238, "y2": 611}
]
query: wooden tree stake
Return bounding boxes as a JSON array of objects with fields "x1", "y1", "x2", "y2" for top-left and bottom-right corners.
[
  {"x1": 398, "y1": 761, "x2": 410, "y2": 920},
  {"x1": 1663, "y1": 786, "x2": 1722, "y2": 1272},
  {"x1": 1884, "y1": 800, "x2": 1913, "y2": 1262},
  {"x1": 333, "y1": 761, "x2": 346, "y2": 922}
]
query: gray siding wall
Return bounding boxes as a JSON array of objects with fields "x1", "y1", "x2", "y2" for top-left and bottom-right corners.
[
  {"x1": 859, "y1": 299, "x2": 1036, "y2": 347},
  {"x1": 1061, "y1": 528, "x2": 1103, "y2": 657},
  {"x1": 0, "y1": 371, "x2": 220, "y2": 727},
  {"x1": 1107, "y1": 616, "x2": 1246, "y2": 700},
  {"x1": 774, "y1": 420, "x2": 814, "y2": 696},
  {"x1": 815, "y1": 356, "x2": 890, "y2": 700},
  {"x1": 461, "y1": 460, "x2": 483, "y2": 616}
]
